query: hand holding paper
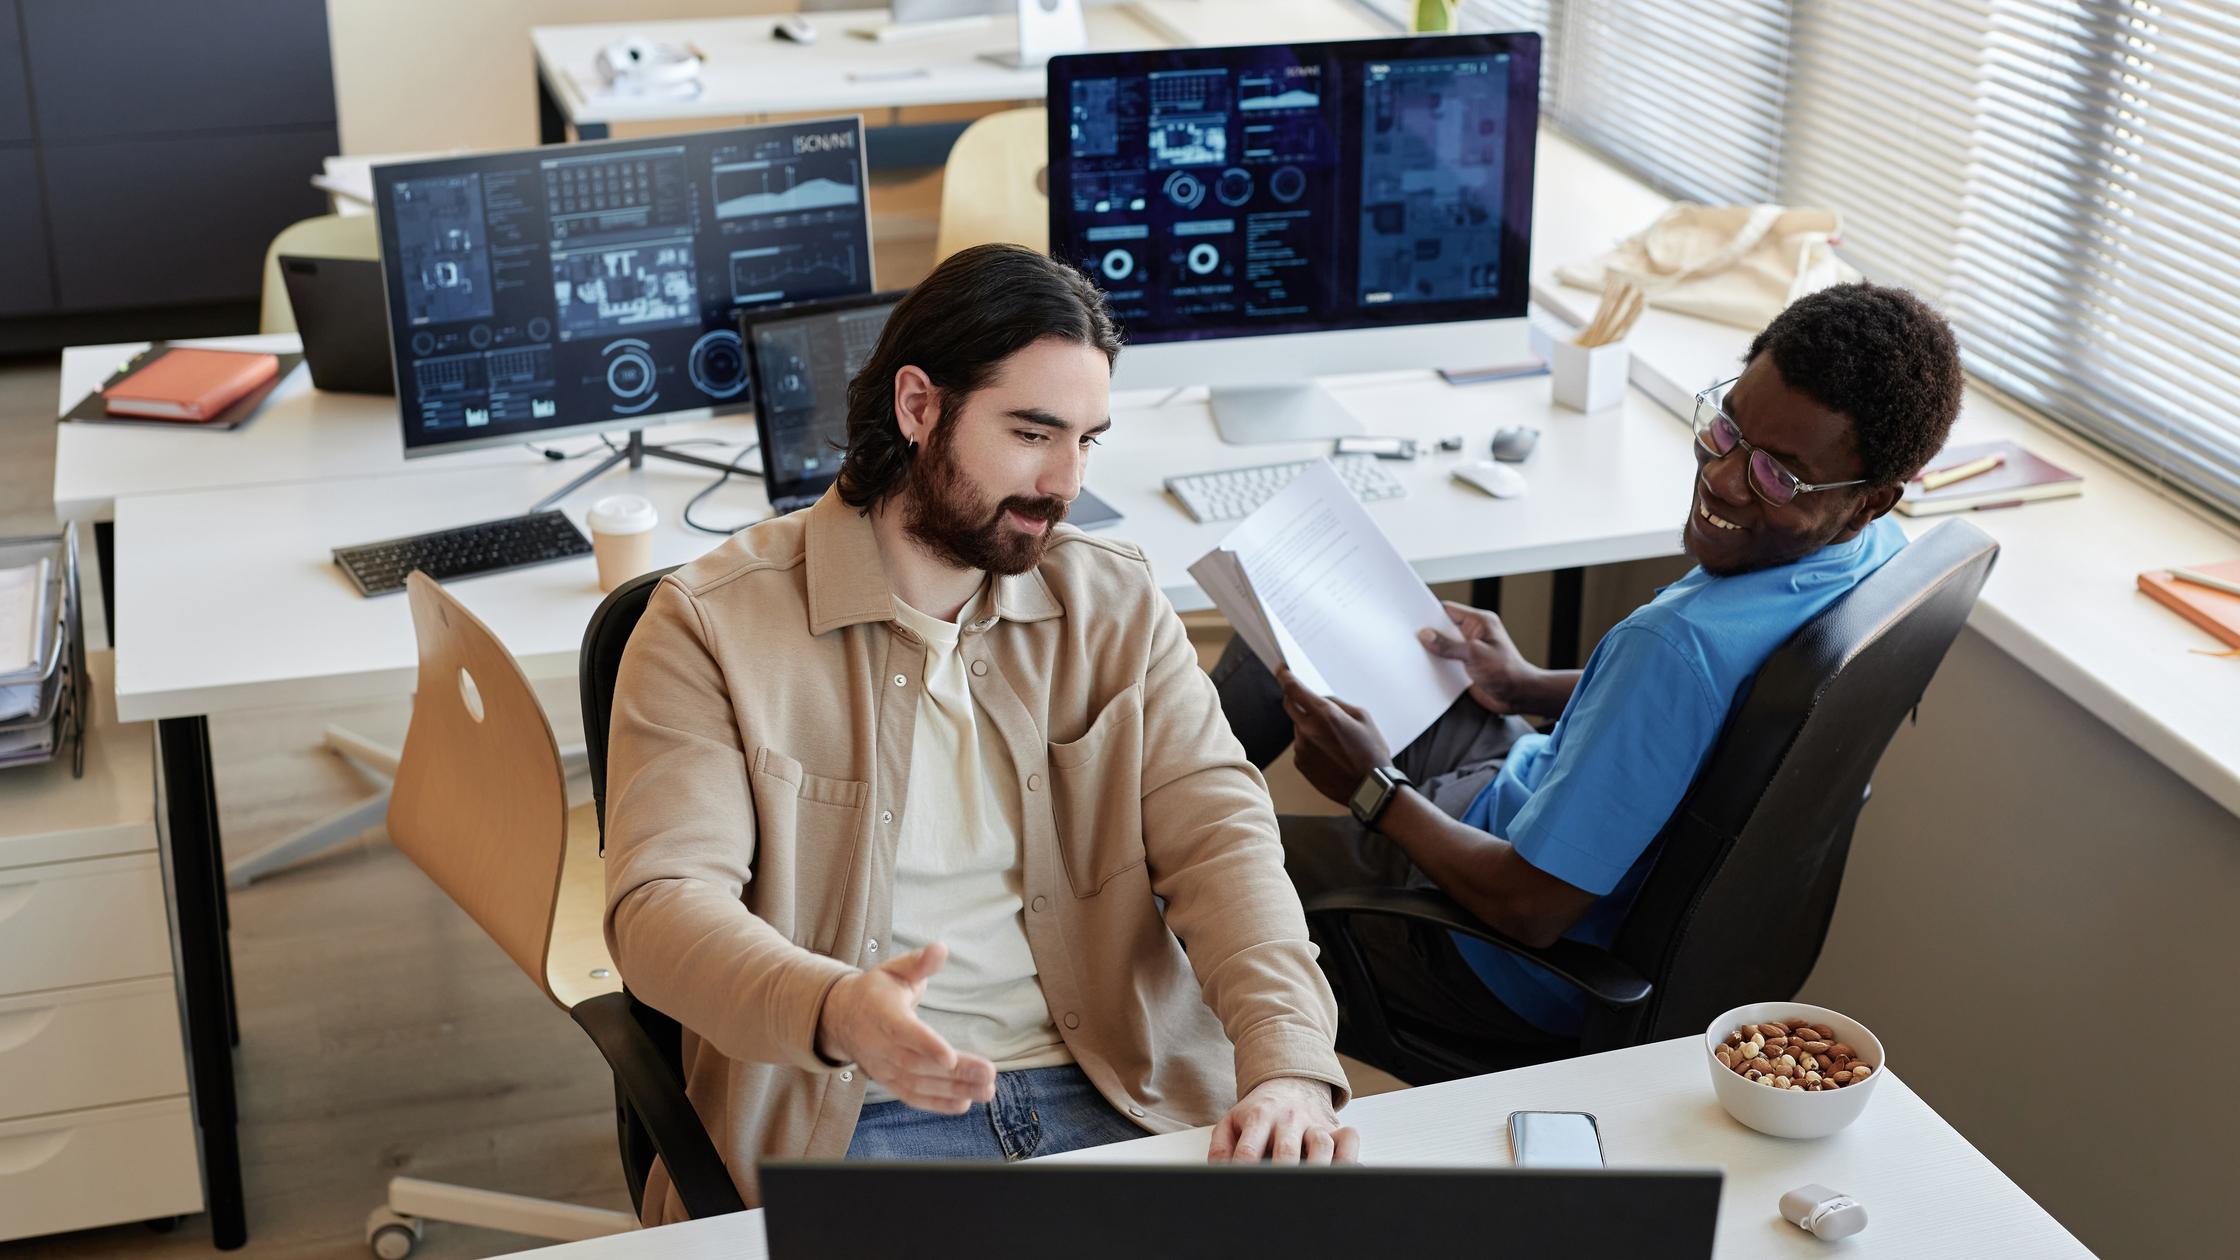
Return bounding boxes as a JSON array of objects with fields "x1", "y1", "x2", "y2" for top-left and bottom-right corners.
[{"x1": 1187, "y1": 461, "x2": 1470, "y2": 749}]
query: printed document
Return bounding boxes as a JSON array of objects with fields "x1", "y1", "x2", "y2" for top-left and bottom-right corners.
[{"x1": 1188, "y1": 461, "x2": 1468, "y2": 748}]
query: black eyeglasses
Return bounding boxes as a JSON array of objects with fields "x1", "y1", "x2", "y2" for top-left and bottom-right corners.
[{"x1": 1692, "y1": 377, "x2": 1866, "y2": 507}]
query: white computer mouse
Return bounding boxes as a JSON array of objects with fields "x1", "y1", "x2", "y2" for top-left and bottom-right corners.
[
  {"x1": 772, "y1": 15, "x2": 818, "y2": 43},
  {"x1": 1454, "y1": 460, "x2": 1528, "y2": 499}
]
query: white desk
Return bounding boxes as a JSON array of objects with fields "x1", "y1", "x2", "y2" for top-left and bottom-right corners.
[
  {"x1": 50, "y1": 337, "x2": 757, "y2": 525},
  {"x1": 487, "y1": 1037, "x2": 2087, "y2": 1260},
  {"x1": 109, "y1": 368, "x2": 1694, "y2": 722},
  {"x1": 528, "y1": 2, "x2": 1388, "y2": 142}
]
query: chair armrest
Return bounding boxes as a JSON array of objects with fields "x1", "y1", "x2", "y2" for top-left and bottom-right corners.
[
  {"x1": 570, "y1": 991, "x2": 746, "y2": 1219},
  {"x1": 1303, "y1": 887, "x2": 1652, "y2": 1009}
]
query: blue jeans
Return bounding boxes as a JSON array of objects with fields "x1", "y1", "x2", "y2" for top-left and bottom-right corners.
[{"x1": 845, "y1": 1065, "x2": 1146, "y2": 1161}]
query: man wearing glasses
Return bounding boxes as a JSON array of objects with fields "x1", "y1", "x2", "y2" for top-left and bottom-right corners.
[{"x1": 1211, "y1": 283, "x2": 1964, "y2": 1058}]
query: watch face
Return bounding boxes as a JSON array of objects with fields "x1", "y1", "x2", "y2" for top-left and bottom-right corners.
[{"x1": 1349, "y1": 772, "x2": 1386, "y2": 820}]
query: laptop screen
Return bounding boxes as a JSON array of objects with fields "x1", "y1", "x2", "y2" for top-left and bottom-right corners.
[{"x1": 743, "y1": 292, "x2": 904, "y2": 501}]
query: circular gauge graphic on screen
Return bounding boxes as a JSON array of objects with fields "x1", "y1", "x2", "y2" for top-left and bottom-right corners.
[
  {"x1": 526, "y1": 316, "x2": 553, "y2": 342},
  {"x1": 468, "y1": 323, "x2": 492, "y2": 349},
  {"x1": 1186, "y1": 242, "x2": 1222, "y2": 276},
  {"x1": 410, "y1": 331, "x2": 437, "y2": 357},
  {"x1": 1100, "y1": 247, "x2": 1137, "y2": 282},
  {"x1": 688, "y1": 329, "x2": 749, "y2": 400},
  {"x1": 601, "y1": 338, "x2": 660, "y2": 414},
  {"x1": 1163, "y1": 171, "x2": 1207, "y2": 210},
  {"x1": 1216, "y1": 168, "x2": 1253, "y2": 206},
  {"x1": 1271, "y1": 165, "x2": 1307, "y2": 203}
]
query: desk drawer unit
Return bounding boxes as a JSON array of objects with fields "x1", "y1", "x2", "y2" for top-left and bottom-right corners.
[
  {"x1": 0, "y1": 851, "x2": 171, "y2": 996},
  {"x1": 0, "y1": 978, "x2": 188, "y2": 1121},
  {"x1": 0, "y1": 1097, "x2": 202, "y2": 1243}
]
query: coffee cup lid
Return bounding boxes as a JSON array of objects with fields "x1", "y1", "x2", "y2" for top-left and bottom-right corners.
[{"x1": 588, "y1": 494, "x2": 658, "y2": 534}]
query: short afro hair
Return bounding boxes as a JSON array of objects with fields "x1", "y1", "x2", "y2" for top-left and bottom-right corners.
[{"x1": 1745, "y1": 283, "x2": 1963, "y2": 486}]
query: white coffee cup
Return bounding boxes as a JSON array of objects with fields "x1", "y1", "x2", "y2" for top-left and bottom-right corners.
[{"x1": 587, "y1": 494, "x2": 658, "y2": 593}]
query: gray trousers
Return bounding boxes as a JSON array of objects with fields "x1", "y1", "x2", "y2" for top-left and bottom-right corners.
[{"x1": 1209, "y1": 637, "x2": 1565, "y2": 1050}]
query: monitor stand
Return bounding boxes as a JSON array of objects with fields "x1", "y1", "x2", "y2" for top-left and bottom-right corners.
[
  {"x1": 528, "y1": 429, "x2": 747, "y2": 514},
  {"x1": 1208, "y1": 384, "x2": 1367, "y2": 446}
]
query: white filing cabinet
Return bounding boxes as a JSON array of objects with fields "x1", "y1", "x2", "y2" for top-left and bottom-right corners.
[{"x1": 0, "y1": 651, "x2": 204, "y2": 1243}]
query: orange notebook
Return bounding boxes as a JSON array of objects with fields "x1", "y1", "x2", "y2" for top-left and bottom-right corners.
[
  {"x1": 104, "y1": 348, "x2": 279, "y2": 421},
  {"x1": 2138, "y1": 559, "x2": 2240, "y2": 651}
]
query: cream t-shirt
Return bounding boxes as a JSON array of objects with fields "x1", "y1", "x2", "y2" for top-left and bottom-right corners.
[{"x1": 863, "y1": 590, "x2": 1071, "y2": 1103}]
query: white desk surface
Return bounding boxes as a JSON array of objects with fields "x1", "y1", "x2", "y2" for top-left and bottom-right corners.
[
  {"x1": 53, "y1": 336, "x2": 510, "y2": 523},
  {"x1": 528, "y1": 2, "x2": 1387, "y2": 126},
  {"x1": 1523, "y1": 137, "x2": 2240, "y2": 820},
  {"x1": 108, "y1": 368, "x2": 1695, "y2": 724},
  {"x1": 490, "y1": 1037, "x2": 2086, "y2": 1260}
]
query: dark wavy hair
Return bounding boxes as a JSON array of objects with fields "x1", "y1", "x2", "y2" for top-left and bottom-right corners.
[
  {"x1": 836, "y1": 244, "x2": 1123, "y2": 510},
  {"x1": 1744, "y1": 282, "x2": 1964, "y2": 486}
]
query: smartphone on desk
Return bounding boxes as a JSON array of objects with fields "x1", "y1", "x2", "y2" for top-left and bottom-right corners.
[{"x1": 1508, "y1": 1111, "x2": 1605, "y2": 1168}]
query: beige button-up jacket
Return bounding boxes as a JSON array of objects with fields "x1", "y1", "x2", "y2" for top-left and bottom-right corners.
[{"x1": 603, "y1": 490, "x2": 1346, "y2": 1223}]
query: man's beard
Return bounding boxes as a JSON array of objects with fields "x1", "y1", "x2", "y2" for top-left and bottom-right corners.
[{"x1": 901, "y1": 417, "x2": 1068, "y2": 576}]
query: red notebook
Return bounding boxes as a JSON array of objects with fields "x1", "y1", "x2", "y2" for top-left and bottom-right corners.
[
  {"x1": 104, "y1": 348, "x2": 279, "y2": 421},
  {"x1": 2138, "y1": 559, "x2": 2240, "y2": 652}
]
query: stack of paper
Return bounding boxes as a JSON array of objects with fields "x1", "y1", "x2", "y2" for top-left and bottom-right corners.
[
  {"x1": 1189, "y1": 460, "x2": 1469, "y2": 749},
  {"x1": 0, "y1": 557, "x2": 54, "y2": 724}
]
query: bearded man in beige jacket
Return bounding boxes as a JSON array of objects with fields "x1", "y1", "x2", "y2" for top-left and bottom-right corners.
[{"x1": 603, "y1": 243, "x2": 1357, "y2": 1223}]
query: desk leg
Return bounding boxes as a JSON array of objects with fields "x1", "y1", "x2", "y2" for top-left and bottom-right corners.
[
  {"x1": 159, "y1": 716, "x2": 247, "y2": 1251},
  {"x1": 1470, "y1": 576, "x2": 1502, "y2": 614},
  {"x1": 536, "y1": 66, "x2": 607, "y2": 145},
  {"x1": 1547, "y1": 567, "x2": 1586, "y2": 671},
  {"x1": 537, "y1": 69, "x2": 566, "y2": 145},
  {"x1": 95, "y1": 519, "x2": 115, "y2": 646}
]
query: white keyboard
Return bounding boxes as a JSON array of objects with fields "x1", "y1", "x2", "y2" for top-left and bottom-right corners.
[{"x1": 1164, "y1": 456, "x2": 1408, "y2": 524}]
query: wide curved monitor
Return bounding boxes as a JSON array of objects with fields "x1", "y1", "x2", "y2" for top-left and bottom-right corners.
[
  {"x1": 373, "y1": 119, "x2": 874, "y2": 457},
  {"x1": 1048, "y1": 33, "x2": 1541, "y2": 442}
]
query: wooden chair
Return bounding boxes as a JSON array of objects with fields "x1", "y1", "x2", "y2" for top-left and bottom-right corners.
[
  {"x1": 933, "y1": 106, "x2": 1049, "y2": 263},
  {"x1": 362, "y1": 573, "x2": 634, "y2": 1258}
]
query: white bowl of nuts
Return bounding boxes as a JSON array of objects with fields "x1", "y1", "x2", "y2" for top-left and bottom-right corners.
[{"x1": 1704, "y1": 1001, "x2": 1885, "y2": 1139}]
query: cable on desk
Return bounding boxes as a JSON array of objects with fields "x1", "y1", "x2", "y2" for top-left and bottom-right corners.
[{"x1": 682, "y1": 443, "x2": 768, "y2": 536}]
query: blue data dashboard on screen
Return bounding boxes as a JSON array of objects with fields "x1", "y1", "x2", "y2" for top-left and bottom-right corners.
[
  {"x1": 373, "y1": 119, "x2": 874, "y2": 453},
  {"x1": 1048, "y1": 34, "x2": 1541, "y2": 341}
]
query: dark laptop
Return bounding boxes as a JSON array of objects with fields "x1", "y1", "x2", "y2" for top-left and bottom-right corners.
[
  {"x1": 760, "y1": 1162, "x2": 1723, "y2": 1259},
  {"x1": 278, "y1": 254, "x2": 395, "y2": 395},
  {"x1": 740, "y1": 290, "x2": 1125, "y2": 527}
]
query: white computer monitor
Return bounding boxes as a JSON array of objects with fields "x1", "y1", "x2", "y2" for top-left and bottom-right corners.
[{"x1": 1048, "y1": 33, "x2": 1543, "y2": 443}]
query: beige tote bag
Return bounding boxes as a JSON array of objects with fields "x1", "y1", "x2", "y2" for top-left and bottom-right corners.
[{"x1": 1556, "y1": 204, "x2": 1861, "y2": 330}]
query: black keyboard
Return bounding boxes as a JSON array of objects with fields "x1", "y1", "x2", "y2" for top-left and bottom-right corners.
[{"x1": 333, "y1": 510, "x2": 593, "y2": 597}]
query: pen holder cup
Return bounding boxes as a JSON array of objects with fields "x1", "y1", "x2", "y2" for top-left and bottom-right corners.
[{"x1": 1549, "y1": 338, "x2": 1628, "y2": 413}]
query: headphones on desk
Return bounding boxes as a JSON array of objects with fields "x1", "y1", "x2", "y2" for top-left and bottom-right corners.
[{"x1": 595, "y1": 37, "x2": 704, "y2": 94}]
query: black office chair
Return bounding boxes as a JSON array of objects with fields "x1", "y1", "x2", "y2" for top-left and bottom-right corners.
[
  {"x1": 1306, "y1": 520, "x2": 2000, "y2": 1084},
  {"x1": 569, "y1": 566, "x2": 747, "y2": 1221}
]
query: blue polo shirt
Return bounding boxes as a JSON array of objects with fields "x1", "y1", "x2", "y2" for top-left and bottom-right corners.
[{"x1": 1455, "y1": 517, "x2": 1907, "y2": 1035}]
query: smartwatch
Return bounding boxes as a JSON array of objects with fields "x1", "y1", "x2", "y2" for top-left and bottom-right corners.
[{"x1": 1348, "y1": 765, "x2": 1413, "y2": 828}]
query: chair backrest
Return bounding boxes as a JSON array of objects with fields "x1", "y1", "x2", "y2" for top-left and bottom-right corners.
[
  {"x1": 578, "y1": 566, "x2": 691, "y2": 1212},
  {"x1": 933, "y1": 106, "x2": 1049, "y2": 264},
  {"x1": 581, "y1": 567, "x2": 680, "y2": 845},
  {"x1": 1590, "y1": 519, "x2": 1999, "y2": 1047},
  {"x1": 388, "y1": 572, "x2": 574, "y2": 1006},
  {"x1": 258, "y1": 212, "x2": 379, "y2": 333}
]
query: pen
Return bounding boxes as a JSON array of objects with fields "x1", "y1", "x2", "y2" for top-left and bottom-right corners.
[
  {"x1": 848, "y1": 67, "x2": 932, "y2": 82},
  {"x1": 1920, "y1": 452, "x2": 2005, "y2": 491},
  {"x1": 1968, "y1": 499, "x2": 2026, "y2": 511},
  {"x1": 2171, "y1": 567, "x2": 2240, "y2": 598}
]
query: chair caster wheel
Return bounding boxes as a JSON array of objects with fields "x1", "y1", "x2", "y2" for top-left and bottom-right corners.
[{"x1": 367, "y1": 1207, "x2": 424, "y2": 1259}]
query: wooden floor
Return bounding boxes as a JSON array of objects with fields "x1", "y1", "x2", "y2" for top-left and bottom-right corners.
[{"x1": 0, "y1": 158, "x2": 1393, "y2": 1259}]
